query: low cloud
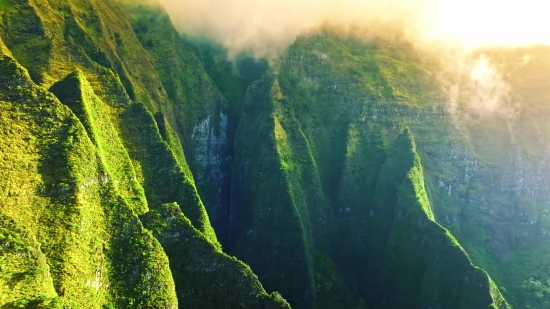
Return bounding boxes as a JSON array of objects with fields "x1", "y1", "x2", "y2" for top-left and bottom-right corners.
[
  {"x1": 155, "y1": 0, "x2": 550, "y2": 58},
  {"x1": 149, "y1": 0, "x2": 548, "y2": 117}
]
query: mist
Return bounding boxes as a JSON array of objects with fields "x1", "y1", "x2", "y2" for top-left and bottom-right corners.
[
  {"x1": 151, "y1": 0, "x2": 548, "y2": 117},
  {"x1": 155, "y1": 0, "x2": 441, "y2": 58},
  {"x1": 155, "y1": 0, "x2": 550, "y2": 58}
]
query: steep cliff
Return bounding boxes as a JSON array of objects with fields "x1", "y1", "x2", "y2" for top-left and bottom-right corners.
[
  {"x1": 0, "y1": 0, "x2": 290, "y2": 307},
  {"x1": 223, "y1": 33, "x2": 509, "y2": 308},
  {"x1": 0, "y1": 55, "x2": 178, "y2": 308}
]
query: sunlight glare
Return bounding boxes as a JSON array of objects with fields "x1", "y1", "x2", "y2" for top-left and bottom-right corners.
[{"x1": 438, "y1": 0, "x2": 550, "y2": 47}]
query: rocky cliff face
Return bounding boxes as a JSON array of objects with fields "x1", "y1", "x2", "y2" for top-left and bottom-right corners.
[{"x1": 218, "y1": 33, "x2": 509, "y2": 309}]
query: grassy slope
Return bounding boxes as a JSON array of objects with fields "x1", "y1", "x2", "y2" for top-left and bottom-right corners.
[
  {"x1": 49, "y1": 71, "x2": 148, "y2": 215},
  {"x1": 0, "y1": 36, "x2": 11, "y2": 56},
  {"x1": 0, "y1": 0, "x2": 292, "y2": 308},
  {"x1": 0, "y1": 55, "x2": 178, "y2": 308}
]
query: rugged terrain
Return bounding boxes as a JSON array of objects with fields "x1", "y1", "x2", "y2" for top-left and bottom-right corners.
[{"x1": 1, "y1": 0, "x2": 550, "y2": 308}]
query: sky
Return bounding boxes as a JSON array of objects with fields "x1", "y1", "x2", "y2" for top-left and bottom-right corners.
[
  {"x1": 439, "y1": 0, "x2": 550, "y2": 47},
  {"x1": 155, "y1": 0, "x2": 550, "y2": 57}
]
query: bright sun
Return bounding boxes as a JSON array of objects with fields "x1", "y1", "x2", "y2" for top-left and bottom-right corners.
[{"x1": 438, "y1": 0, "x2": 550, "y2": 47}]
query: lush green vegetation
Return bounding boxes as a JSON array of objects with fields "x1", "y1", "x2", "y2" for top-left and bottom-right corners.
[
  {"x1": 141, "y1": 202, "x2": 290, "y2": 309},
  {"x1": 2, "y1": 0, "x2": 549, "y2": 308},
  {"x1": 120, "y1": 4, "x2": 237, "y2": 246},
  {"x1": 0, "y1": 55, "x2": 178, "y2": 308},
  {"x1": 0, "y1": 0, "x2": 292, "y2": 307},
  {"x1": 224, "y1": 32, "x2": 509, "y2": 308},
  {"x1": 49, "y1": 71, "x2": 148, "y2": 215}
]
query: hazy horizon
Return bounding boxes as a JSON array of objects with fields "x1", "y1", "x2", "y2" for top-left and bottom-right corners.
[{"x1": 155, "y1": 0, "x2": 550, "y2": 58}]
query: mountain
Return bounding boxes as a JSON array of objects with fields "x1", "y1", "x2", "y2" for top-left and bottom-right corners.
[
  {"x1": 0, "y1": 0, "x2": 287, "y2": 307},
  {"x1": 0, "y1": 0, "x2": 549, "y2": 308}
]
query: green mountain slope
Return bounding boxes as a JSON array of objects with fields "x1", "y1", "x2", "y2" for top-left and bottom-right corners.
[
  {"x1": 0, "y1": 55, "x2": 178, "y2": 308},
  {"x1": 0, "y1": 0, "x2": 291, "y2": 307},
  {"x1": 225, "y1": 33, "x2": 509, "y2": 308},
  {"x1": 120, "y1": 3, "x2": 236, "y2": 247}
]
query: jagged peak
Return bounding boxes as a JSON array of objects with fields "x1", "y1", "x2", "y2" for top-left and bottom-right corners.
[
  {"x1": 0, "y1": 55, "x2": 32, "y2": 87},
  {"x1": 48, "y1": 70, "x2": 84, "y2": 104}
]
